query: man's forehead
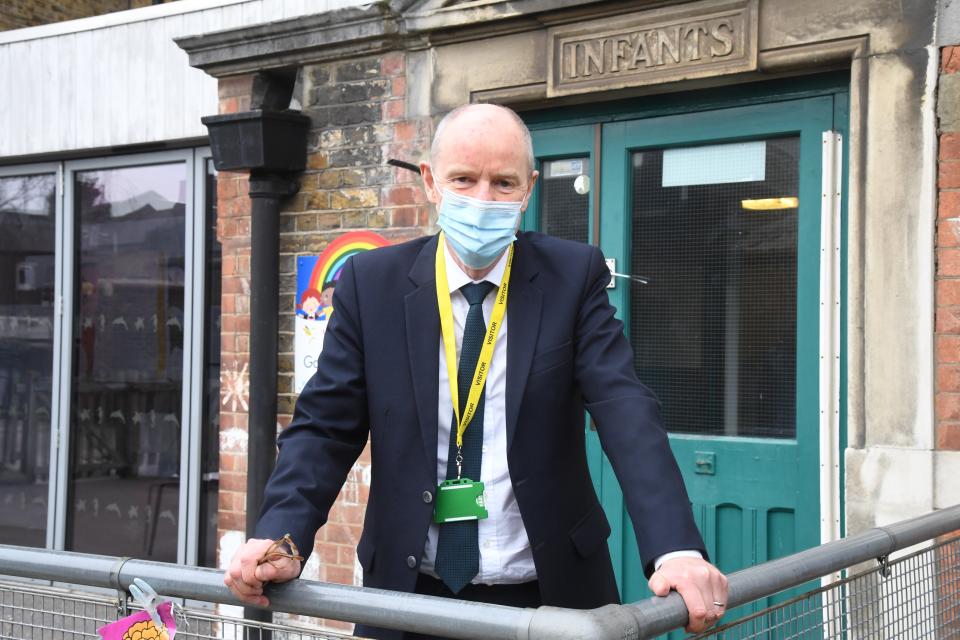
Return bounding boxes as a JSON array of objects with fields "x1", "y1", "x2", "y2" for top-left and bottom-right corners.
[
  {"x1": 434, "y1": 129, "x2": 529, "y2": 171},
  {"x1": 443, "y1": 107, "x2": 520, "y2": 138},
  {"x1": 439, "y1": 159, "x2": 524, "y2": 176},
  {"x1": 431, "y1": 105, "x2": 533, "y2": 174}
]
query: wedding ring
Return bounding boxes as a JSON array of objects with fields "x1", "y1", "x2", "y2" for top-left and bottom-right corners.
[{"x1": 713, "y1": 601, "x2": 725, "y2": 607}]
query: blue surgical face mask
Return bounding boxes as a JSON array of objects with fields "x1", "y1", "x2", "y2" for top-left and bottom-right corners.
[{"x1": 437, "y1": 189, "x2": 525, "y2": 269}]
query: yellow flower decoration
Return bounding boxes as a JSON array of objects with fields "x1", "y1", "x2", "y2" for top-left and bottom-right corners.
[{"x1": 121, "y1": 620, "x2": 168, "y2": 640}]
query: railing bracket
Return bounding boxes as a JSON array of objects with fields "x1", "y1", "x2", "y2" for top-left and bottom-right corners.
[{"x1": 877, "y1": 554, "x2": 892, "y2": 578}]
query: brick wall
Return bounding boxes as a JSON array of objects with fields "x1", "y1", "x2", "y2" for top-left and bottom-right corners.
[
  {"x1": 935, "y1": 40, "x2": 960, "y2": 630},
  {"x1": 214, "y1": 52, "x2": 432, "y2": 633},
  {"x1": 937, "y1": 45, "x2": 960, "y2": 450},
  {"x1": 214, "y1": 75, "x2": 255, "y2": 563},
  {"x1": 0, "y1": 0, "x2": 176, "y2": 31}
]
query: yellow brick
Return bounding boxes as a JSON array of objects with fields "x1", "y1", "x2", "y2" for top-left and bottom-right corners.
[{"x1": 330, "y1": 188, "x2": 378, "y2": 209}]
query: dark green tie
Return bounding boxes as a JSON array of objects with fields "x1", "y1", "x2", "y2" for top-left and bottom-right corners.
[{"x1": 435, "y1": 281, "x2": 495, "y2": 594}]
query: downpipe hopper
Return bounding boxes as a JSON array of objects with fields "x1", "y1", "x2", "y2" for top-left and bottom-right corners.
[{"x1": 202, "y1": 69, "x2": 309, "y2": 175}]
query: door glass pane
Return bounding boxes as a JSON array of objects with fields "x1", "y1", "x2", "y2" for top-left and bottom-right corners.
[
  {"x1": 0, "y1": 173, "x2": 56, "y2": 546},
  {"x1": 68, "y1": 163, "x2": 187, "y2": 560},
  {"x1": 540, "y1": 158, "x2": 589, "y2": 243},
  {"x1": 198, "y1": 159, "x2": 220, "y2": 568},
  {"x1": 630, "y1": 137, "x2": 799, "y2": 438}
]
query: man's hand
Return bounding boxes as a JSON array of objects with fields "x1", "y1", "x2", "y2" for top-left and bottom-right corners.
[
  {"x1": 224, "y1": 538, "x2": 302, "y2": 607},
  {"x1": 648, "y1": 557, "x2": 728, "y2": 633}
]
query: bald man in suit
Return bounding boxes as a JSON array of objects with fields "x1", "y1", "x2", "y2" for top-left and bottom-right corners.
[{"x1": 225, "y1": 103, "x2": 728, "y2": 638}]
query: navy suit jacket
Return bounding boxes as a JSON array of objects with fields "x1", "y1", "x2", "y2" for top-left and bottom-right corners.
[{"x1": 256, "y1": 232, "x2": 705, "y2": 633}]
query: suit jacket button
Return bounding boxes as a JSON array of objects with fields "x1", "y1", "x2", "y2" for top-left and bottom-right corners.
[
  {"x1": 406, "y1": 555, "x2": 418, "y2": 569},
  {"x1": 422, "y1": 490, "x2": 433, "y2": 504}
]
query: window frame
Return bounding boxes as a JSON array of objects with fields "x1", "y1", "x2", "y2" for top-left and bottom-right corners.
[
  {"x1": 0, "y1": 161, "x2": 62, "y2": 551},
  {"x1": 0, "y1": 148, "x2": 215, "y2": 565}
]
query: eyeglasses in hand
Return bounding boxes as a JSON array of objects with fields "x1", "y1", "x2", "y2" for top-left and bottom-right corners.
[{"x1": 257, "y1": 533, "x2": 304, "y2": 568}]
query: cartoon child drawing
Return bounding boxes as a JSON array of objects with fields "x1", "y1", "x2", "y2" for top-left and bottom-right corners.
[
  {"x1": 318, "y1": 281, "x2": 335, "y2": 320},
  {"x1": 296, "y1": 288, "x2": 323, "y2": 320}
]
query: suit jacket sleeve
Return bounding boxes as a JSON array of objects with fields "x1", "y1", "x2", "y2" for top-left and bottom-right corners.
[
  {"x1": 254, "y1": 257, "x2": 369, "y2": 560},
  {"x1": 575, "y1": 246, "x2": 706, "y2": 576}
]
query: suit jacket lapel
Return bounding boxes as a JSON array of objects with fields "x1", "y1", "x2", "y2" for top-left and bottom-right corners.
[
  {"x1": 405, "y1": 234, "x2": 441, "y2": 474},
  {"x1": 505, "y1": 235, "x2": 541, "y2": 453}
]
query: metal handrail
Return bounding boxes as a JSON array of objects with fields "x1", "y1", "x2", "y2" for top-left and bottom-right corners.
[{"x1": 2, "y1": 504, "x2": 959, "y2": 640}]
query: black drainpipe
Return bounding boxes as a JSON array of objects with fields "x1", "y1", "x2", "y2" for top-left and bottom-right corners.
[
  {"x1": 245, "y1": 172, "x2": 298, "y2": 535},
  {"x1": 202, "y1": 71, "x2": 310, "y2": 632}
]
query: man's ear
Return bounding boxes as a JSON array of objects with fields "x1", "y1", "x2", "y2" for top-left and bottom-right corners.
[
  {"x1": 520, "y1": 169, "x2": 540, "y2": 213},
  {"x1": 420, "y1": 161, "x2": 440, "y2": 205}
]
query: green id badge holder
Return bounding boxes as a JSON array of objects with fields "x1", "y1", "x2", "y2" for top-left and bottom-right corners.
[{"x1": 433, "y1": 478, "x2": 489, "y2": 524}]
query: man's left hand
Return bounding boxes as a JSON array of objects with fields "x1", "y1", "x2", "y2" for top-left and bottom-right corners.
[{"x1": 648, "y1": 557, "x2": 728, "y2": 633}]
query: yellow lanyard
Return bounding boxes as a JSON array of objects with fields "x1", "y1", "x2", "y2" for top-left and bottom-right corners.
[{"x1": 435, "y1": 232, "x2": 513, "y2": 450}]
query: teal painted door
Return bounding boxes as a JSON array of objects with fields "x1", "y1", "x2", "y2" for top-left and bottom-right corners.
[
  {"x1": 526, "y1": 125, "x2": 606, "y2": 497},
  {"x1": 529, "y1": 95, "x2": 836, "y2": 623}
]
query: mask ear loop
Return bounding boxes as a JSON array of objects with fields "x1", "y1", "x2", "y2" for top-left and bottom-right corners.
[
  {"x1": 518, "y1": 188, "x2": 531, "y2": 210},
  {"x1": 514, "y1": 187, "x2": 532, "y2": 235}
]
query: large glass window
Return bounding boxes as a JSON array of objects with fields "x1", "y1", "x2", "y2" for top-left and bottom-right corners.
[
  {"x1": 0, "y1": 173, "x2": 56, "y2": 547},
  {"x1": 0, "y1": 151, "x2": 219, "y2": 565},
  {"x1": 67, "y1": 163, "x2": 188, "y2": 561},
  {"x1": 630, "y1": 137, "x2": 799, "y2": 438}
]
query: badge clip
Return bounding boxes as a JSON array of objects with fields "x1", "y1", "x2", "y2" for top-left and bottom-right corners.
[{"x1": 433, "y1": 478, "x2": 488, "y2": 524}]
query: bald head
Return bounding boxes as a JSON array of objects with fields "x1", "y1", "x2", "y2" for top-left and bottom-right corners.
[
  {"x1": 419, "y1": 103, "x2": 539, "y2": 219},
  {"x1": 430, "y1": 104, "x2": 535, "y2": 174}
]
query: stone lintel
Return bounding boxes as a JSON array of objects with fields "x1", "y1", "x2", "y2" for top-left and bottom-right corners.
[
  {"x1": 402, "y1": 0, "x2": 607, "y2": 33},
  {"x1": 176, "y1": 0, "x2": 629, "y2": 78},
  {"x1": 546, "y1": 0, "x2": 758, "y2": 98},
  {"x1": 175, "y1": 3, "x2": 402, "y2": 78}
]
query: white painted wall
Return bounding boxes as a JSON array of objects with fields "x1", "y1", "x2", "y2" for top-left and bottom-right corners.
[{"x1": 0, "y1": 0, "x2": 366, "y2": 159}]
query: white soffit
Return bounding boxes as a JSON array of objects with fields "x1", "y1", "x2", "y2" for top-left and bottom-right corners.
[{"x1": 0, "y1": 0, "x2": 368, "y2": 159}]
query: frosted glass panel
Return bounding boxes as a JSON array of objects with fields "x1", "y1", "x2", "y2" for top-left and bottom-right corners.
[{"x1": 661, "y1": 141, "x2": 766, "y2": 187}]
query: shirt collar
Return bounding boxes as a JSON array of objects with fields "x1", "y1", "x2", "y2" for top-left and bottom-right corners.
[{"x1": 442, "y1": 239, "x2": 510, "y2": 294}]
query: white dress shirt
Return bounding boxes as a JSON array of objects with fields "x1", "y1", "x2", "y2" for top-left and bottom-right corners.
[
  {"x1": 419, "y1": 241, "x2": 701, "y2": 584},
  {"x1": 420, "y1": 243, "x2": 537, "y2": 584}
]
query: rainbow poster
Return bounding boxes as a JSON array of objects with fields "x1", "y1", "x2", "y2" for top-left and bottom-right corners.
[{"x1": 294, "y1": 231, "x2": 391, "y2": 393}]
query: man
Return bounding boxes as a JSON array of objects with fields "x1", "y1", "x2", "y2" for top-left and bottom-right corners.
[{"x1": 225, "y1": 103, "x2": 728, "y2": 637}]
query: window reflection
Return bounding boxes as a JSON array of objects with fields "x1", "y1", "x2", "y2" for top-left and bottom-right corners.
[
  {"x1": 67, "y1": 163, "x2": 187, "y2": 561},
  {"x1": 0, "y1": 173, "x2": 56, "y2": 547}
]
